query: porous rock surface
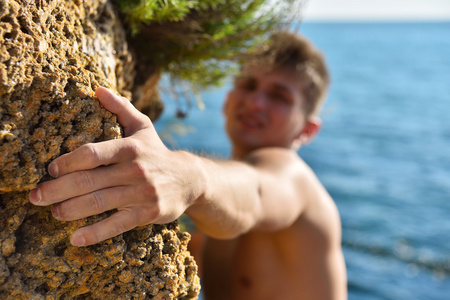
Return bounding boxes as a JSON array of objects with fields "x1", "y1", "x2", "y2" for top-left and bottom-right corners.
[{"x1": 0, "y1": 0, "x2": 199, "y2": 298}]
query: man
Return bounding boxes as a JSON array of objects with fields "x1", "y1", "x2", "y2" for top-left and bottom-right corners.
[{"x1": 29, "y1": 31, "x2": 347, "y2": 299}]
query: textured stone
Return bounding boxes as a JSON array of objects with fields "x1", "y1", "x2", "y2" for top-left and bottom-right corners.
[
  {"x1": 0, "y1": 0, "x2": 133, "y2": 192},
  {"x1": 0, "y1": 0, "x2": 200, "y2": 298},
  {"x1": 0, "y1": 193, "x2": 200, "y2": 299}
]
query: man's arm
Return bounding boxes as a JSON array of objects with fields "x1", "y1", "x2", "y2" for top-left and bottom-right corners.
[
  {"x1": 29, "y1": 87, "x2": 306, "y2": 246},
  {"x1": 187, "y1": 148, "x2": 307, "y2": 238}
]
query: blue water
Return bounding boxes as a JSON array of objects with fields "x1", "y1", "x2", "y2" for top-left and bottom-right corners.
[{"x1": 154, "y1": 22, "x2": 450, "y2": 299}]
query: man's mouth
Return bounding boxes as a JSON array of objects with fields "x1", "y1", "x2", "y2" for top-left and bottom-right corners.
[{"x1": 237, "y1": 113, "x2": 265, "y2": 130}]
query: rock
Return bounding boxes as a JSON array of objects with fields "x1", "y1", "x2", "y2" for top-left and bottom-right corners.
[{"x1": 0, "y1": 0, "x2": 200, "y2": 298}]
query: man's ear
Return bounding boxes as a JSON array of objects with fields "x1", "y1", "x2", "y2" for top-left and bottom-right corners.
[{"x1": 294, "y1": 116, "x2": 322, "y2": 148}]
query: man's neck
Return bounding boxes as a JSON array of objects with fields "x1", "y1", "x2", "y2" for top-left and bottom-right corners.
[
  {"x1": 231, "y1": 146, "x2": 253, "y2": 160},
  {"x1": 231, "y1": 145, "x2": 298, "y2": 161}
]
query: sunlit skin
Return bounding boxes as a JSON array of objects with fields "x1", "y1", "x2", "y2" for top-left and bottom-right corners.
[
  {"x1": 224, "y1": 65, "x2": 318, "y2": 157},
  {"x1": 190, "y1": 66, "x2": 347, "y2": 299},
  {"x1": 28, "y1": 67, "x2": 347, "y2": 299}
]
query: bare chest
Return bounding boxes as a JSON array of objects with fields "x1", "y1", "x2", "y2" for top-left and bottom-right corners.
[{"x1": 201, "y1": 230, "x2": 309, "y2": 300}]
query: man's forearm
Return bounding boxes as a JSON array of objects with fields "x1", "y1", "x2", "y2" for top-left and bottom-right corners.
[{"x1": 184, "y1": 153, "x2": 264, "y2": 239}]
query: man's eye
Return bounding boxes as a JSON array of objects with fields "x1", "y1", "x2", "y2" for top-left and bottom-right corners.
[
  {"x1": 269, "y1": 92, "x2": 290, "y2": 103},
  {"x1": 235, "y1": 80, "x2": 256, "y2": 90}
]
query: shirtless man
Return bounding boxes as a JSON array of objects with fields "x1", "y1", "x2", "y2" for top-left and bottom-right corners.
[{"x1": 29, "y1": 31, "x2": 347, "y2": 299}]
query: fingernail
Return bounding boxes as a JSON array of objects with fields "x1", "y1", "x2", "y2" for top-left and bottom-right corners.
[
  {"x1": 48, "y1": 162, "x2": 59, "y2": 178},
  {"x1": 71, "y1": 235, "x2": 86, "y2": 247},
  {"x1": 29, "y1": 188, "x2": 42, "y2": 204},
  {"x1": 52, "y1": 206, "x2": 60, "y2": 219}
]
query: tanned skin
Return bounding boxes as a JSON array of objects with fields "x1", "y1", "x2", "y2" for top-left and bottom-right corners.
[
  {"x1": 29, "y1": 65, "x2": 347, "y2": 299},
  {"x1": 191, "y1": 66, "x2": 347, "y2": 299}
]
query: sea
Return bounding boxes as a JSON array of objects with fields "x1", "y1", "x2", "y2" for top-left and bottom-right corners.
[{"x1": 154, "y1": 22, "x2": 450, "y2": 300}]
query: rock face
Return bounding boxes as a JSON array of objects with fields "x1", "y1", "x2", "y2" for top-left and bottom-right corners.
[{"x1": 0, "y1": 0, "x2": 199, "y2": 298}]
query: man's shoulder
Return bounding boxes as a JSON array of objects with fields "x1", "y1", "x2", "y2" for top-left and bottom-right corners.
[{"x1": 247, "y1": 148, "x2": 333, "y2": 210}]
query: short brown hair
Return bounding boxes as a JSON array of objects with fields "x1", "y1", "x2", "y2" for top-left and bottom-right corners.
[{"x1": 244, "y1": 31, "x2": 330, "y2": 116}]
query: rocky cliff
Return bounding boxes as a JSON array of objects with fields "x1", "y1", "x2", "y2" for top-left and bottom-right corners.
[{"x1": 0, "y1": 0, "x2": 199, "y2": 298}]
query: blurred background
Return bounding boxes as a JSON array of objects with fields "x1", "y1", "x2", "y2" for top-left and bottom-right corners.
[{"x1": 155, "y1": 1, "x2": 450, "y2": 299}]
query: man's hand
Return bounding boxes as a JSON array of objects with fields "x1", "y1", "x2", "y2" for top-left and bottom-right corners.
[{"x1": 29, "y1": 87, "x2": 200, "y2": 247}]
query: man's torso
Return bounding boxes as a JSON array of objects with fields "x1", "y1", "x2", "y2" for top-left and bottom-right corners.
[{"x1": 200, "y1": 191, "x2": 346, "y2": 300}]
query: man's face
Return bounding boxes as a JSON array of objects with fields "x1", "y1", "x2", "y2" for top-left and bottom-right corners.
[{"x1": 223, "y1": 65, "x2": 310, "y2": 155}]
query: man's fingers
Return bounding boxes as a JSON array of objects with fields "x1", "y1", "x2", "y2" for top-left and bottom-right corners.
[
  {"x1": 95, "y1": 87, "x2": 152, "y2": 137},
  {"x1": 48, "y1": 139, "x2": 128, "y2": 178},
  {"x1": 70, "y1": 210, "x2": 143, "y2": 247},
  {"x1": 32, "y1": 163, "x2": 137, "y2": 206},
  {"x1": 51, "y1": 186, "x2": 138, "y2": 221},
  {"x1": 45, "y1": 87, "x2": 154, "y2": 179}
]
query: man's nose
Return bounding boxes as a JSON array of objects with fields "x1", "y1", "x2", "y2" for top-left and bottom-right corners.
[{"x1": 247, "y1": 90, "x2": 267, "y2": 109}]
